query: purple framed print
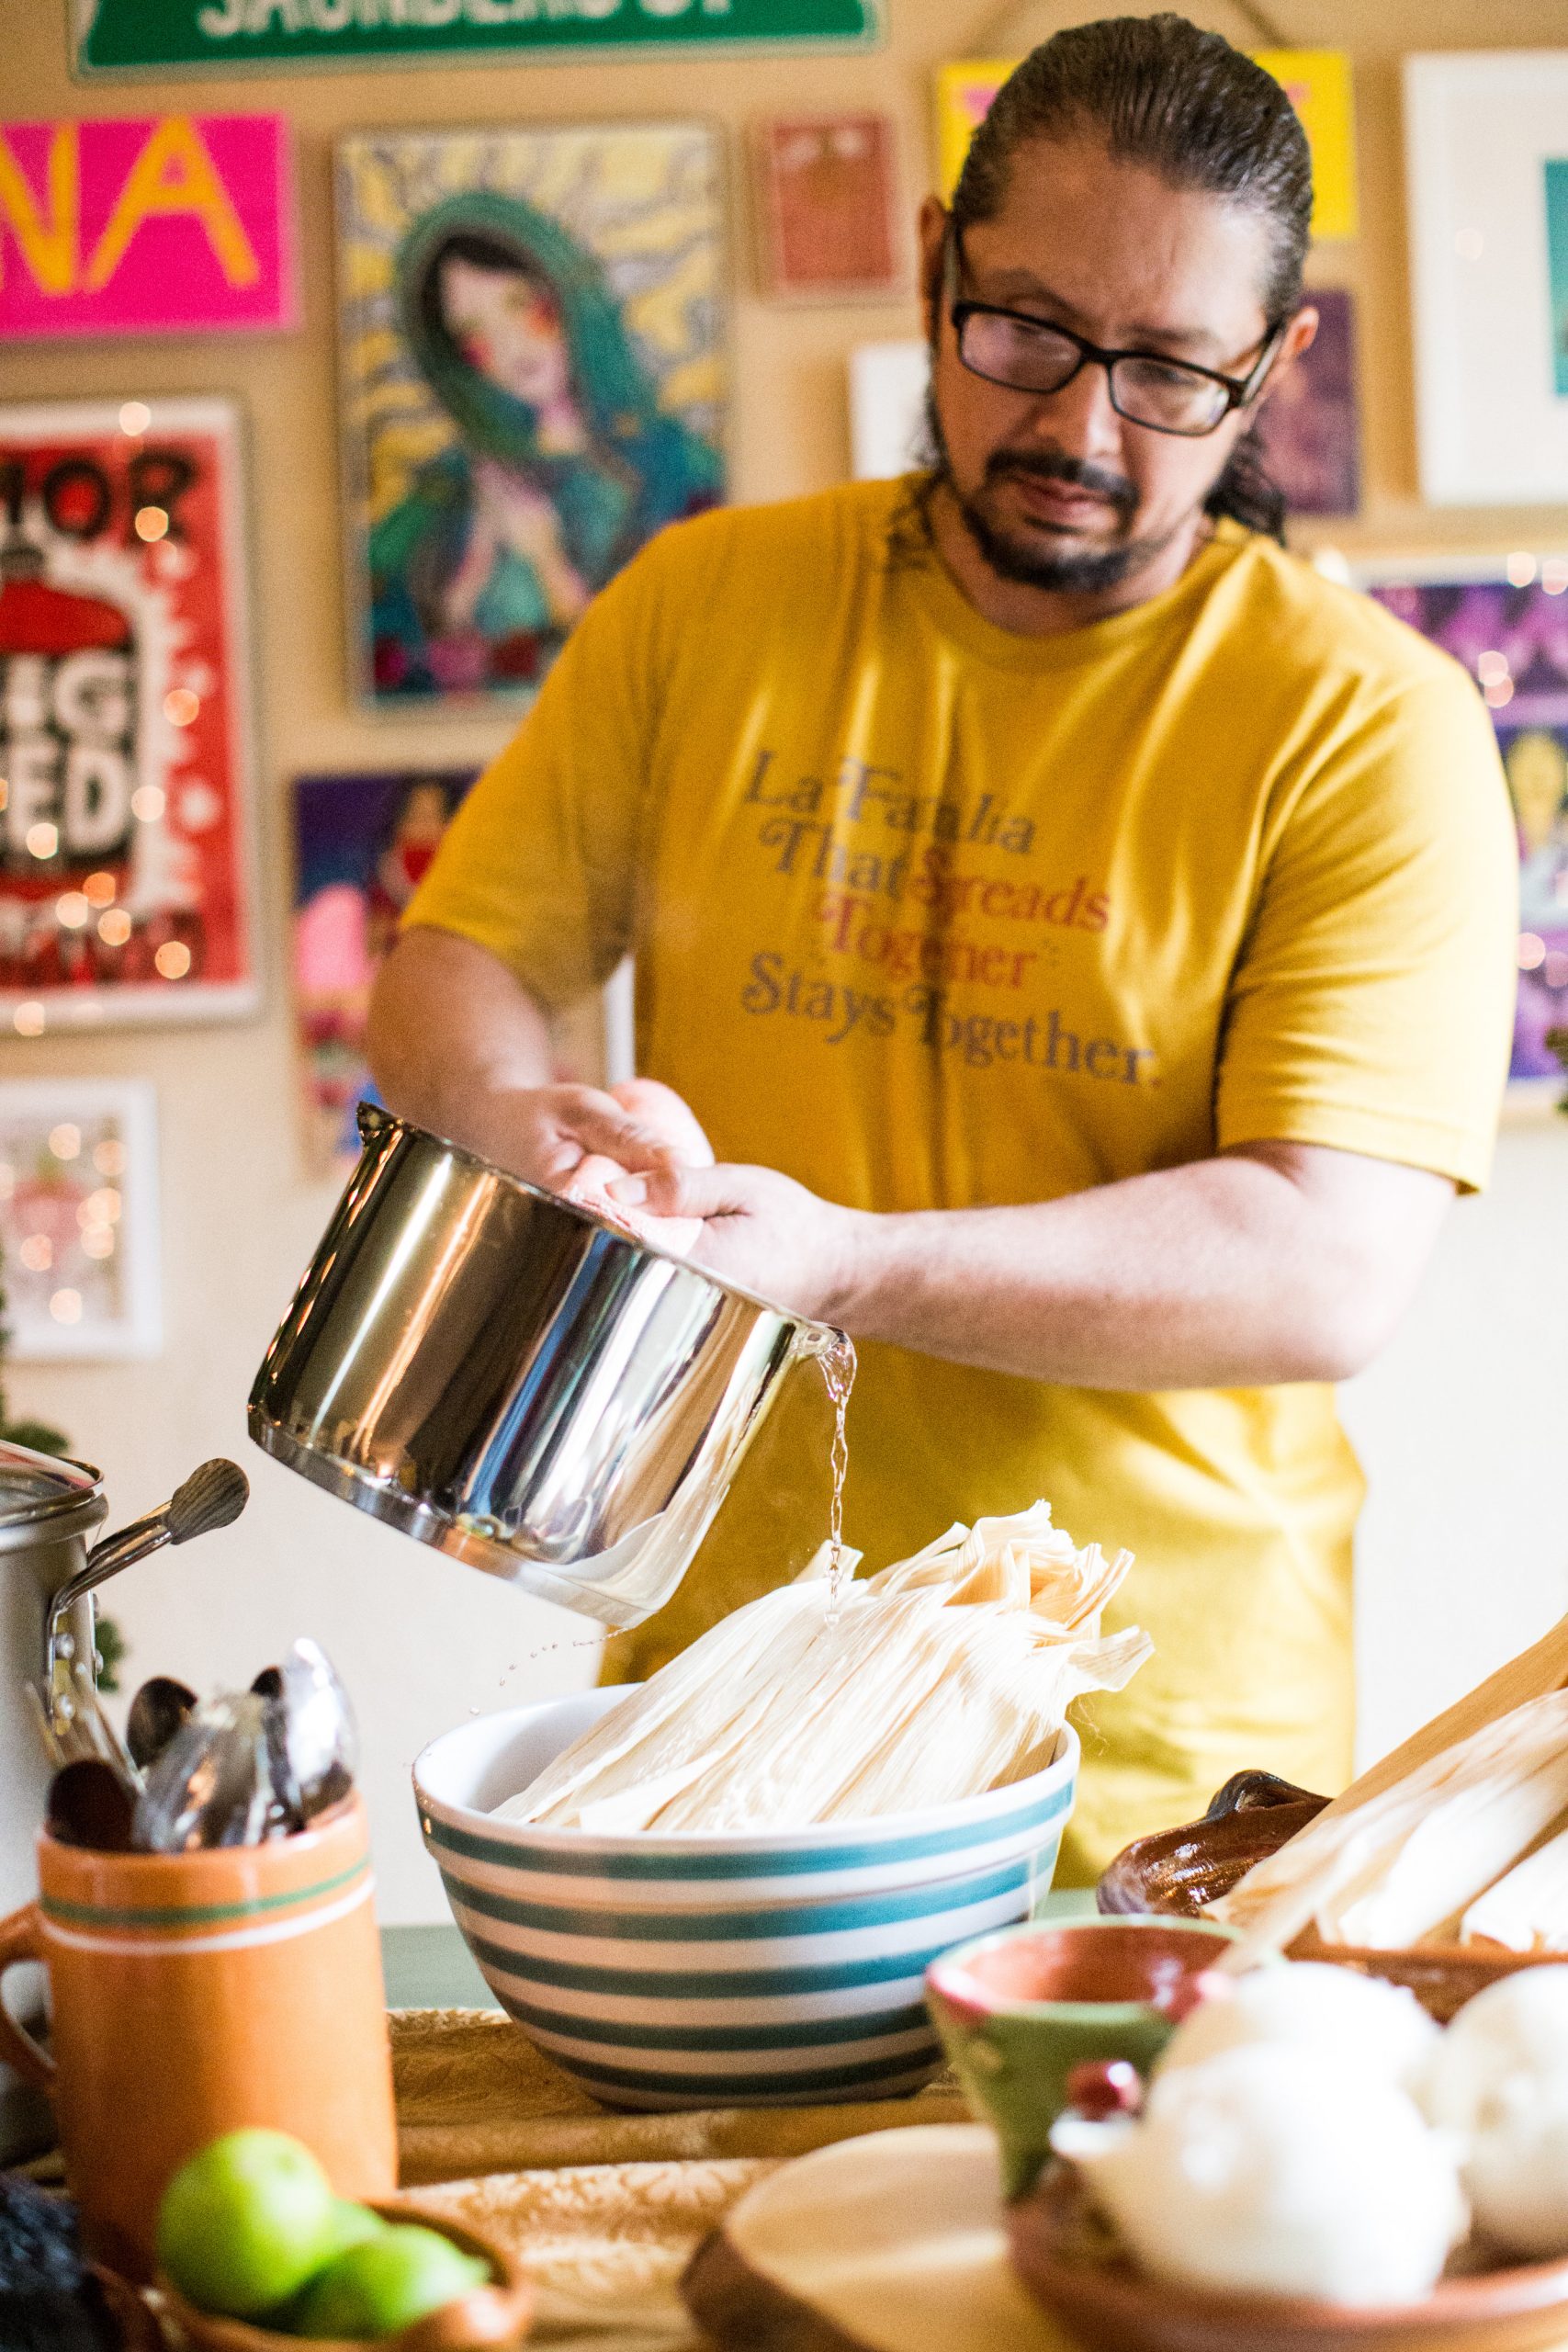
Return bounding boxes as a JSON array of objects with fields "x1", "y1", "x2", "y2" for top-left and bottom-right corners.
[{"x1": 1354, "y1": 554, "x2": 1568, "y2": 1101}]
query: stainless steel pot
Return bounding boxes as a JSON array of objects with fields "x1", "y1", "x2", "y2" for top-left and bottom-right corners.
[
  {"x1": 249, "y1": 1105, "x2": 840, "y2": 1627},
  {"x1": 0, "y1": 1441, "x2": 107, "y2": 2158}
]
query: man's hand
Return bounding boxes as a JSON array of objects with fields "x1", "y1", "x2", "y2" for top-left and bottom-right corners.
[{"x1": 612, "y1": 1159, "x2": 860, "y2": 1319}]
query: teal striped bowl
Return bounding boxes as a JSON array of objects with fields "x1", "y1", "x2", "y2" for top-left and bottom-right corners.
[{"x1": 412, "y1": 1690, "x2": 1078, "y2": 2110}]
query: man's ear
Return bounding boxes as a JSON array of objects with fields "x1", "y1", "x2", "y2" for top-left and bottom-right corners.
[
  {"x1": 1254, "y1": 303, "x2": 1319, "y2": 409},
  {"x1": 918, "y1": 197, "x2": 949, "y2": 343}
]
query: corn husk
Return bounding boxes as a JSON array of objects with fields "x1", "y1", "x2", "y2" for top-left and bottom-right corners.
[
  {"x1": 496, "y1": 1502, "x2": 1150, "y2": 1833},
  {"x1": 1211, "y1": 1689, "x2": 1568, "y2": 1953},
  {"x1": 1461, "y1": 1824, "x2": 1568, "y2": 1952}
]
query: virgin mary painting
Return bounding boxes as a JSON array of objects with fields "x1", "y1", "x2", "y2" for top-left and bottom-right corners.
[{"x1": 367, "y1": 189, "x2": 721, "y2": 700}]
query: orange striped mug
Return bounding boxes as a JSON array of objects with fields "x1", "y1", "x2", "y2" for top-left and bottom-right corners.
[{"x1": 0, "y1": 1793, "x2": 397, "y2": 2278}]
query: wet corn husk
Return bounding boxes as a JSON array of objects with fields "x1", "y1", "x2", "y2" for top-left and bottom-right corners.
[
  {"x1": 1211, "y1": 1689, "x2": 1568, "y2": 1953},
  {"x1": 497, "y1": 1502, "x2": 1150, "y2": 1834},
  {"x1": 1461, "y1": 1824, "x2": 1568, "y2": 1952}
]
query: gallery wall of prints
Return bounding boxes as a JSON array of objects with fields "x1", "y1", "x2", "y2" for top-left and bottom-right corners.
[{"x1": 7, "y1": 3, "x2": 1568, "y2": 1914}]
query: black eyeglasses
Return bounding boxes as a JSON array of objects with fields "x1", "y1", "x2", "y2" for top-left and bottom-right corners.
[{"x1": 944, "y1": 225, "x2": 1283, "y2": 439}]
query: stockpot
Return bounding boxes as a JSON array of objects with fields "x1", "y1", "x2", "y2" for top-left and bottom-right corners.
[
  {"x1": 249, "y1": 1105, "x2": 842, "y2": 1628},
  {"x1": 0, "y1": 1440, "x2": 106, "y2": 2156}
]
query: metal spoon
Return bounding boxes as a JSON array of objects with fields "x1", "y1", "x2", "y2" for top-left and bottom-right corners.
[
  {"x1": 125, "y1": 1674, "x2": 197, "y2": 1771},
  {"x1": 47, "y1": 1758, "x2": 136, "y2": 1851},
  {"x1": 132, "y1": 1690, "x2": 299, "y2": 1853}
]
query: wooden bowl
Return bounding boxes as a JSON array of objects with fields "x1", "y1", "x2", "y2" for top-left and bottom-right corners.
[
  {"x1": 1010, "y1": 2165, "x2": 1568, "y2": 2352},
  {"x1": 90, "y1": 2263, "x2": 165, "y2": 2352},
  {"x1": 154, "y1": 2206, "x2": 531, "y2": 2351},
  {"x1": 1096, "y1": 1770, "x2": 1568, "y2": 2023}
]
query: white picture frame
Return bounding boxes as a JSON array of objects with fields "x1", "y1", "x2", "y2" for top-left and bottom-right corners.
[
  {"x1": 0, "y1": 1079, "x2": 161, "y2": 1359},
  {"x1": 1404, "y1": 52, "x2": 1568, "y2": 505},
  {"x1": 847, "y1": 339, "x2": 930, "y2": 480}
]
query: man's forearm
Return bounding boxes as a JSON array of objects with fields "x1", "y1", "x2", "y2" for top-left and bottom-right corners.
[
  {"x1": 367, "y1": 926, "x2": 555, "y2": 1150},
  {"x1": 819, "y1": 1147, "x2": 1450, "y2": 1390}
]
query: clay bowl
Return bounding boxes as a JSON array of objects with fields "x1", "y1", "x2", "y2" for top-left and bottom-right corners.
[
  {"x1": 91, "y1": 2264, "x2": 164, "y2": 2352},
  {"x1": 154, "y1": 2206, "x2": 531, "y2": 2351},
  {"x1": 1096, "y1": 1770, "x2": 1565, "y2": 2024},
  {"x1": 1097, "y1": 1770, "x2": 1328, "y2": 1919},
  {"x1": 1010, "y1": 2165, "x2": 1568, "y2": 2352},
  {"x1": 926, "y1": 1916, "x2": 1242, "y2": 2199}
]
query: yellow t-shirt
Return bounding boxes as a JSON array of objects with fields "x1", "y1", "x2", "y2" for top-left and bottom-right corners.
[{"x1": 406, "y1": 477, "x2": 1517, "y2": 1880}]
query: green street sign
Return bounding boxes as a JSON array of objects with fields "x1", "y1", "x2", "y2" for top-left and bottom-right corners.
[{"x1": 73, "y1": 0, "x2": 881, "y2": 73}]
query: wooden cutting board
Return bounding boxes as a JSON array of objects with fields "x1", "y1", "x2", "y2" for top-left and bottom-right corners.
[{"x1": 681, "y1": 2124, "x2": 1066, "y2": 2352}]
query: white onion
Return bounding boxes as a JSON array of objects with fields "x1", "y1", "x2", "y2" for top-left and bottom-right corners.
[
  {"x1": 1155, "y1": 1961, "x2": 1440, "y2": 2095},
  {"x1": 1422, "y1": 1969, "x2": 1568, "y2": 2131},
  {"x1": 1462, "y1": 2066, "x2": 1568, "y2": 2259},
  {"x1": 1055, "y1": 2044, "x2": 1467, "y2": 2304}
]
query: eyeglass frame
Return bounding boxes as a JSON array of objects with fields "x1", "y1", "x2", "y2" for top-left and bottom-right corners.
[{"x1": 942, "y1": 220, "x2": 1287, "y2": 439}]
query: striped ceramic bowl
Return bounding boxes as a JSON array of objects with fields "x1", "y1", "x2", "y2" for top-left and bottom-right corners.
[{"x1": 412, "y1": 1689, "x2": 1078, "y2": 2110}]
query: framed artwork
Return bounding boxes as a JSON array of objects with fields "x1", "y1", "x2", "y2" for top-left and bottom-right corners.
[
  {"x1": 1405, "y1": 53, "x2": 1568, "y2": 504},
  {"x1": 848, "y1": 340, "x2": 930, "y2": 480},
  {"x1": 1253, "y1": 286, "x2": 1360, "y2": 518},
  {"x1": 0, "y1": 397, "x2": 259, "y2": 1033},
  {"x1": 934, "y1": 51, "x2": 1356, "y2": 235},
  {"x1": 0, "y1": 115, "x2": 296, "y2": 341},
  {"x1": 1354, "y1": 555, "x2": 1568, "y2": 1094},
  {"x1": 0, "y1": 1078, "x2": 159, "y2": 1359},
  {"x1": 753, "y1": 114, "x2": 902, "y2": 300},
  {"x1": 336, "y1": 123, "x2": 727, "y2": 708},
  {"x1": 293, "y1": 767, "x2": 475, "y2": 1174}
]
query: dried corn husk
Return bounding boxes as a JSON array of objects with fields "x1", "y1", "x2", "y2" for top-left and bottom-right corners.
[
  {"x1": 1211, "y1": 1689, "x2": 1568, "y2": 1953},
  {"x1": 496, "y1": 1502, "x2": 1149, "y2": 1833},
  {"x1": 1461, "y1": 1824, "x2": 1568, "y2": 1952}
]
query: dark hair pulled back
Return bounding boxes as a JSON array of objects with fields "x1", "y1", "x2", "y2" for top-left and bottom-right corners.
[{"x1": 951, "y1": 14, "x2": 1313, "y2": 540}]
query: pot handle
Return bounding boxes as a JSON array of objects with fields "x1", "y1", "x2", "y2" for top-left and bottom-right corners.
[
  {"x1": 0, "y1": 1903, "x2": 52, "y2": 2091},
  {"x1": 355, "y1": 1099, "x2": 394, "y2": 1148}
]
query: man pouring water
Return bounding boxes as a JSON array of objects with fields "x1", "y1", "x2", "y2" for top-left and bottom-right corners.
[{"x1": 368, "y1": 17, "x2": 1516, "y2": 1878}]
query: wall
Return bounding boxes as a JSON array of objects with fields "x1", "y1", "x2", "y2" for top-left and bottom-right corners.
[{"x1": 5, "y1": 0, "x2": 1567, "y2": 1919}]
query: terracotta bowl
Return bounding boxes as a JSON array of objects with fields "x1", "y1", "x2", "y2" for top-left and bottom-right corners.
[
  {"x1": 153, "y1": 2205, "x2": 532, "y2": 2351},
  {"x1": 926, "y1": 1915, "x2": 1242, "y2": 2199},
  {"x1": 1097, "y1": 1770, "x2": 1328, "y2": 1918},
  {"x1": 1010, "y1": 2165, "x2": 1568, "y2": 2352},
  {"x1": 1096, "y1": 1770, "x2": 1568, "y2": 2024}
]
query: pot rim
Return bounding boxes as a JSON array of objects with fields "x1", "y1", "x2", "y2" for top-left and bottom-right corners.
[{"x1": 360, "y1": 1103, "x2": 841, "y2": 1346}]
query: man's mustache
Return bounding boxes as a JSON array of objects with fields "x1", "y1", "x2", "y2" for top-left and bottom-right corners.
[{"x1": 984, "y1": 447, "x2": 1137, "y2": 519}]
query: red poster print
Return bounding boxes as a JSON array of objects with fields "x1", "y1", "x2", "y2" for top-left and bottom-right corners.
[
  {"x1": 754, "y1": 115, "x2": 902, "y2": 299},
  {"x1": 0, "y1": 397, "x2": 256, "y2": 1028}
]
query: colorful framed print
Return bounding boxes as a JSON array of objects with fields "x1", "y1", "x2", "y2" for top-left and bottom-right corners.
[
  {"x1": 1405, "y1": 53, "x2": 1568, "y2": 504},
  {"x1": 1353, "y1": 554, "x2": 1568, "y2": 1097},
  {"x1": 932, "y1": 61, "x2": 1016, "y2": 202},
  {"x1": 1253, "y1": 286, "x2": 1360, "y2": 518},
  {"x1": 293, "y1": 767, "x2": 475, "y2": 1173},
  {"x1": 753, "y1": 113, "x2": 902, "y2": 300},
  {"x1": 0, "y1": 1078, "x2": 160, "y2": 1359},
  {"x1": 0, "y1": 115, "x2": 296, "y2": 341},
  {"x1": 336, "y1": 123, "x2": 727, "y2": 708},
  {"x1": 935, "y1": 51, "x2": 1356, "y2": 235},
  {"x1": 0, "y1": 397, "x2": 258, "y2": 1033}
]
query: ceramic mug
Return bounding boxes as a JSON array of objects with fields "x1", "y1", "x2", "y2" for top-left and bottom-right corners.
[
  {"x1": 0, "y1": 1793, "x2": 398, "y2": 2279},
  {"x1": 926, "y1": 1915, "x2": 1244, "y2": 2199}
]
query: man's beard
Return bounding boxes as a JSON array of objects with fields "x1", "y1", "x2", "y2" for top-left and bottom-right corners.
[{"x1": 924, "y1": 384, "x2": 1180, "y2": 595}]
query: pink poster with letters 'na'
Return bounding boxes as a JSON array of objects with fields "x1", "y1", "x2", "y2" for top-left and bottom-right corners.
[{"x1": 0, "y1": 114, "x2": 296, "y2": 340}]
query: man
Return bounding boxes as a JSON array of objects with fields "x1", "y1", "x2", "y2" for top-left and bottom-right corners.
[{"x1": 368, "y1": 15, "x2": 1517, "y2": 1877}]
